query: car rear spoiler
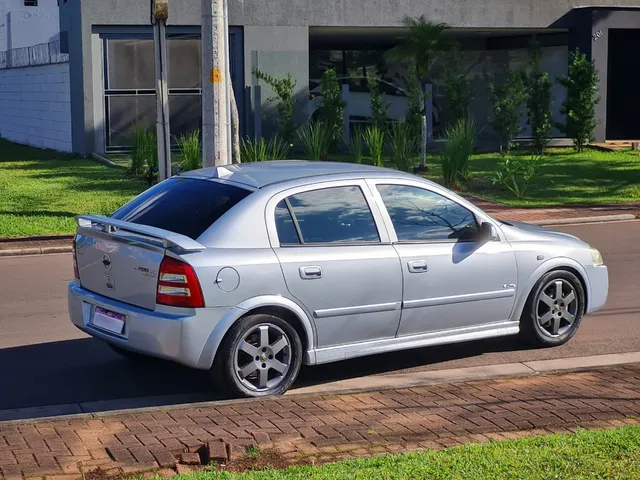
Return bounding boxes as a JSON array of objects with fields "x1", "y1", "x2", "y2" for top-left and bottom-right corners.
[{"x1": 76, "y1": 215, "x2": 206, "y2": 252}]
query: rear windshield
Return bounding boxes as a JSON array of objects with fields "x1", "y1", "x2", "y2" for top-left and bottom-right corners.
[{"x1": 111, "y1": 177, "x2": 252, "y2": 240}]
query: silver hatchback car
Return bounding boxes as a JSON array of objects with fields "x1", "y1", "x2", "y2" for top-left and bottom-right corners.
[{"x1": 69, "y1": 161, "x2": 609, "y2": 397}]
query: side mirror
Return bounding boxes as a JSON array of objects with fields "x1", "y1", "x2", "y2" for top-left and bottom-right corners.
[{"x1": 478, "y1": 222, "x2": 498, "y2": 242}]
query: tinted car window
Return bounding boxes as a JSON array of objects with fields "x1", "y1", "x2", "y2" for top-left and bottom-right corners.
[
  {"x1": 287, "y1": 186, "x2": 380, "y2": 244},
  {"x1": 275, "y1": 200, "x2": 301, "y2": 245},
  {"x1": 377, "y1": 185, "x2": 479, "y2": 242},
  {"x1": 112, "y1": 178, "x2": 251, "y2": 240}
]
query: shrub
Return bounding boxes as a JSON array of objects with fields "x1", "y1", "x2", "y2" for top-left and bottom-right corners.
[
  {"x1": 492, "y1": 154, "x2": 540, "y2": 200},
  {"x1": 557, "y1": 49, "x2": 600, "y2": 152},
  {"x1": 440, "y1": 117, "x2": 476, "y2": 188},
  {"x1": 405, "y1": 66, "x2": 426, "y2": 139},
  {"x1": 131, "y1": 127, "x2": 153, "y2": 176},
  {"x1": 348, "y1": 127, "x2": 364, "y2": 164},
  {"x1": 240, "y1": 136, "x2": 290, "y2": 162},
  {"x1": 443, "y1": 46, "x2": 472, "y2": 125},
  {"x1": 367, "y1": 71, "x2": 389, "y2": 130},
  {"x1": 320, "y1": 68, "x2": 346, "y2": 149},
  {"x1": 253, "y1": 69, "x2": 297, "y2": 143},
  {"x1": 487, "y1": 69, "x2": 527, "y2": 154},
  {"x1": 388, "y1": 121, "x2": 417, "y2": 172},
  {"x1": 131, "y1": 127, "x2": 158, "y2": 185},
  {"x1": 297, "y1": 121, "x2": 334, "y2": 160},
  {"x1": 525, "y1": 40, "x2": 553, "y2": 155},
  {"x1": 363, "y1": 125, "x2": 386, "y2": 167},
  {"x1": 175, "y1": 130, "x2": 201, "y2": 172}
]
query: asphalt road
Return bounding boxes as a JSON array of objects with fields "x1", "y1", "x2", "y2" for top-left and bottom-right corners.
[{"x1": 1, "y1": 221, "x2": 638, "y2": 416}]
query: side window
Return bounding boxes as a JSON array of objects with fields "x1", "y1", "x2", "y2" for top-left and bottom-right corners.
[
  {"x1": 280, "y1": 186, "x2": 380, "y2": 245},
  {"x1": 377, "y1": 184, "x2": 479, "y2": 242},
  {"x1": 275, "y1": 200, "x2": 301, "y2": 245}
]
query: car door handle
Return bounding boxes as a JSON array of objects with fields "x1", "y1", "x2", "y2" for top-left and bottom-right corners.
[
  {"x1": 300, "y1": 266, "x2": 323, "y2": 279},
  {"x1": 408, "y1": 260, "x2": 429, "y2": 273}
]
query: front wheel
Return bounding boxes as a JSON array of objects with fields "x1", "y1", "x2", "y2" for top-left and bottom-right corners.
[
  {"x1": 520, "y1": 270, "x2": 586, "y2": 348},
  {"x1": 211, "y1": 314, "x2": 303, "y2": 398}
]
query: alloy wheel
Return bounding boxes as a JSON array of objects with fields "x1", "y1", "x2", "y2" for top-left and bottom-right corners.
[
  {"x1": 233, "y1": 323, "x2": 292, "y2": 392},
  {"x1": 536, "y1": 279, "x2": 579, "y2": 338}
]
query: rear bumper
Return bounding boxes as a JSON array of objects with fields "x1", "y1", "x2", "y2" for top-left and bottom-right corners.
[
  {"x1": 68, "y1": 282, "x2": 230, "y2": 369},
  {"x1": 585, "y1": 265, "x2": 609, "y2": 314}
]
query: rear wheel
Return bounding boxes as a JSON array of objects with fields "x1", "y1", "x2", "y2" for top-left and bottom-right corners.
[
  {"x1": 211, "y1": 314, "x2": 303, "y2": 398},
  {"x1": 520, "y1": 270, "x2": 585, "y2": 347}
]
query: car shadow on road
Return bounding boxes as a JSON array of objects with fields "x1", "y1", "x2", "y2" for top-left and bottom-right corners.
[
  {"x1": 0, "y1": 335, "x2": 534, "y2": 421},
  {"x1": 294, "y1": 336, "x2": 533, "y2": 388}
]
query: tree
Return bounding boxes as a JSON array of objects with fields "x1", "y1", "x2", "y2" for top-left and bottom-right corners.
[
  {"x1": 487, "y1": 69, "x2": 527, "y2": 154},
  {"x1": 557, "y1": 49, "x2": 600, "y2": 152},
  {"x1": 253, "y1": 69, "x2": 297, "y2": 144},
  {"x1": 386, "y1": 15, "x2": 452, "y2": 84},
  {"x1": 386, "y1": 16, "x2": 453, "y2": 170},
  {"x1": 525, "y1": 40, "x2": 553, "y2": 155},
  {"x1": 319, "y1": 68, "x2": 346, "y2": 149},
  {"x1": 229, "y1": 73, "x2": 241, "y2": 163},
  {"x1": 442, "y1": 46, "x2": 472, "y2": 125}
]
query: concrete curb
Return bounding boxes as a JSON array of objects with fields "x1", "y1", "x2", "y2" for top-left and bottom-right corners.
[
  {"x1": 0, "y1": 244, "x2": 72, "y2": 257},
  {"x1": 529, "y1": 214, "x2": 638, "y2": 226},
  {"x1": 2, "y1": 351, "x2": 640, "y2": 425}
]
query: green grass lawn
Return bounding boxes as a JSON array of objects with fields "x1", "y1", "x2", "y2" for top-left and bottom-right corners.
[
  {"x1": 173, "y1": 426, "x2": 640, "y2": 480},
  {"x1": 0, "y1": 140, "x2": 146, "y2": 238},
  {"x1": 426, "y1": 148, "x2": 640, "y2": 207},
  {"x1": 325, "y1": 148, "x2": 640, "y2": 207},
  {"x1": 1, "y1": 139, "x2": 639, "y2": 238}
]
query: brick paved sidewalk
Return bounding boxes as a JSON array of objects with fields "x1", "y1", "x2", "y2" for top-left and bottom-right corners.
[
  {"x1": 466, "y1": 196, "x2": 640, "y2": 224},
  {"x1": 2, "y1": 365, "x2": 640, "y2": 479}
]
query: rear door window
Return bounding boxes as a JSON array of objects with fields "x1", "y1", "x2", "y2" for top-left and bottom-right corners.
[
  {"x1": 279, "y1": 186, "x2": 380, "y2": 245},
  {"x1": 112, "y1": 177, "x2": 251, "y2": 240}
]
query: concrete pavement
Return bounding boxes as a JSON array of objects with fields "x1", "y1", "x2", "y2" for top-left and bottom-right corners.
[{"x1": 0, "y1": 221, "x2": 638, "y2": 420}]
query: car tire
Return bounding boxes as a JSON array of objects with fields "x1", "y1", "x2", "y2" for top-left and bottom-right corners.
[
  {"x1": 211, "y1": 314, "x2": 303, "y2": 398},
  {"x1": 107, "y1": 343, "x2": 156, "y2": 363},
  {"x1": 520, "y1": 270, "x2": 586, "y2": 348}
]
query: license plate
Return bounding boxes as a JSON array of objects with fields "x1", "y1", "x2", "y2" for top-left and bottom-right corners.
[{"x1": 92, "y1": 307, "x2": 126, "y2": 335}]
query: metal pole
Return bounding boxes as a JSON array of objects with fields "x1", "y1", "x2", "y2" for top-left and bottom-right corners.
[
  {"x1": 201, "y1": 0, "x2": 220, "y2": 167},
  {"x1": 153, "y1": 12, "x2": 171, "y2": 181}
]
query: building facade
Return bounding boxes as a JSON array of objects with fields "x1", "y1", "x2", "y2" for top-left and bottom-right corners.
[{"x1": 56, "y1": 0, "x2": 640, "y2": 155}]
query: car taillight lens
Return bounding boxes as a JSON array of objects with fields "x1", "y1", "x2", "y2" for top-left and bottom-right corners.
[
  {"x1": 72, "y1": 239, "x2": 79, "y2": 279},
  {"x1": 156, "y1": 256, "x2": 205, "y2": 308}
]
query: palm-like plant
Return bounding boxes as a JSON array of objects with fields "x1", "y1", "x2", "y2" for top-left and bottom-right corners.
[{"x1": 386, "y1": 16, "x2": 452, "y2": 84}]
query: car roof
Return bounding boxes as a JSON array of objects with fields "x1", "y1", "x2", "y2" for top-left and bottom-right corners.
[{"x1": 184, "y1": 160, "x2": 421, "y2": 189}]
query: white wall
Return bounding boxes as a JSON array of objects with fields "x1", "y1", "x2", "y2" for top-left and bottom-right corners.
[
  {"x1": 0, "y1": 62, "x2": 72, "y2": 152},
  {"x1": 1, "y1": 0, "x2": 60, "y2": 50}
]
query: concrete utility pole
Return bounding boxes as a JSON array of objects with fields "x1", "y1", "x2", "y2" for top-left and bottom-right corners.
[
  {"x1": 152, "y1": 0, "x2": 172, "y2": 181},
  {"x1": 201, "y1": 0, "x2": 231, "y2": 167}
]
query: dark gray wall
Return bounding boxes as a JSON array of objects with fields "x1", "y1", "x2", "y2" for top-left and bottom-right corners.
[
  {"x1": 60, "y1": 0, "x2": 640, "y2": 152},
  {"x1": 591, "y1": 10, "x2": 640, "y2": 141},
  {"x1": 72, "y1": 0, "x2": 640, "y2": 28}
]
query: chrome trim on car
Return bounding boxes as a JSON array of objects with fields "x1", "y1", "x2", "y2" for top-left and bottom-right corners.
[
  {"x1": 403, "y1": 289, "x2": 516, "y2": 310},
  {"x1": 314, "y1": 302, "x2": 402, "y2": 319}
]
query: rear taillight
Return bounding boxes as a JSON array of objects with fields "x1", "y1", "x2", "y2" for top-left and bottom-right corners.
[
  {"x1": 156, "y1": 256, "x2": 205, "y2": 308},
  {"x1": 72, "y1": 238, "x2": 79, "y2": 279}
]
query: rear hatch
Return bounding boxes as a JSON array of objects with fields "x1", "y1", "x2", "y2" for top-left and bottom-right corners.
[{"x1": 74, "y1": 177, "x2": 251, "y2": 310}]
